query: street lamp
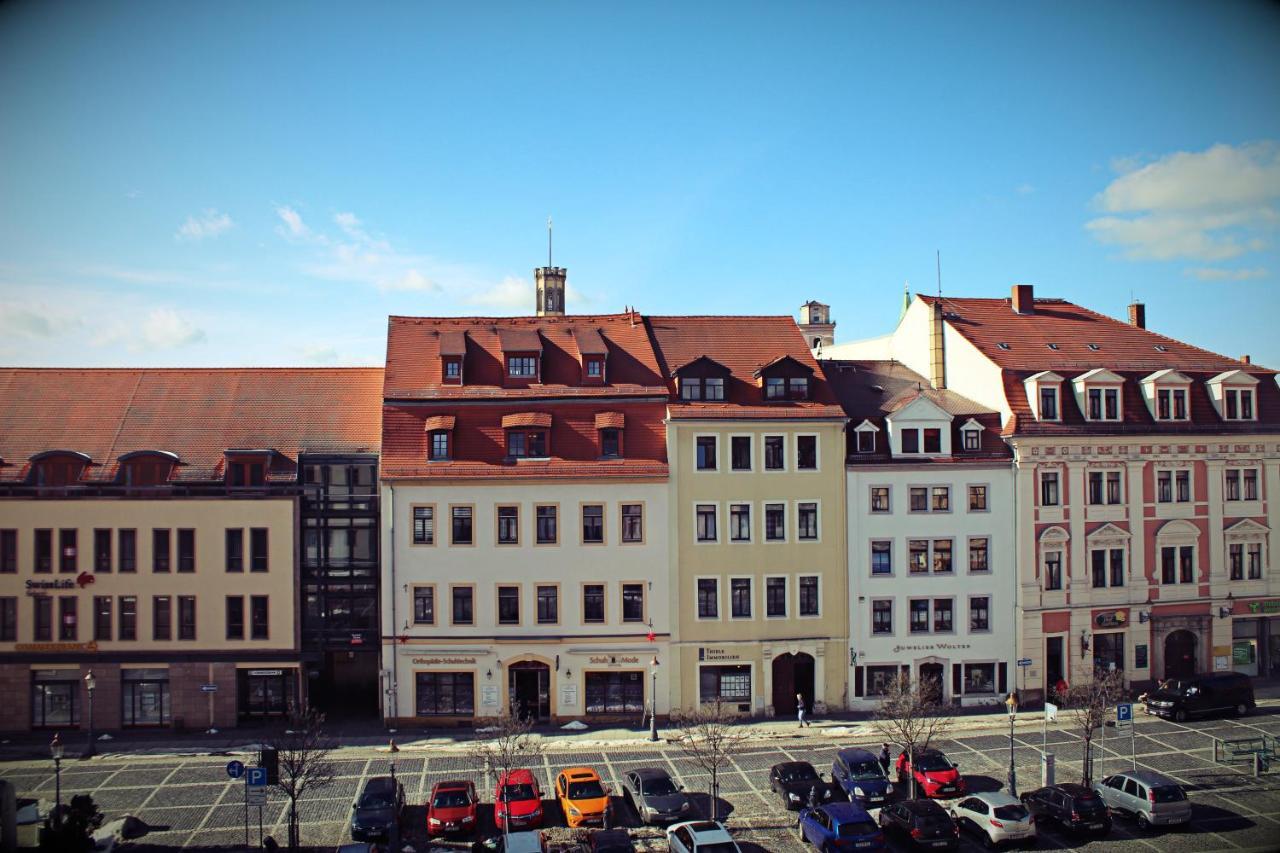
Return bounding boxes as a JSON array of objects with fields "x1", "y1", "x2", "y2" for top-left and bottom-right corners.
[
  {"x1": 50, "y1": 733, "x2": 64, "y2": 829},
  {"x1": 84, "y1": 670, "x2": 97, "y2": 758},
  {"x1": 649, "y1": 655, "x2": 660, "y2": 742},
  {"x1": 1005, "y1": 692, "x2": 1018, "y2": 797},
  {"x1": 388, "y1": 739, "x2": 400, "y2": 853}
]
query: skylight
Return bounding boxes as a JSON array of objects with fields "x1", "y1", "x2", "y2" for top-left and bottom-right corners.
[
  {"x1": 1154, "y1": 344, "x2": 1168, "y2": 352},
  {"x1": 1087, "y1": 343, "x2": 1101, "y2": 351},
  {"x1": 1047, "y1": 343, "x2": 1059, "y2": 350},
  {"x1": 997, "y1": 342, "x2": 1011, "y2": 351}
]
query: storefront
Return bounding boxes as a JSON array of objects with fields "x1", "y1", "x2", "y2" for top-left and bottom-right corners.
[
  {"x1": 121, "y1": 667, "x2": 170, "y2": 727},
  {"x1": 1233, "y1": 599, "x2": 1280, "y2": 680},
  {"x1": 237, "y1": 667, "x2": 298, "y2": 718},
  {"x1": 31, "y1": 669, "x2": 79, "y2": 728}
]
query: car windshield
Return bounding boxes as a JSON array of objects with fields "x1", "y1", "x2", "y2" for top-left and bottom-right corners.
[
  {"x1": 642, "y1": 778, "x2": 679, "y2": 796},
  {"x1": 1151, "y1": 785, "x2": 1186, "y2": 803},
  {"x1": 915, "y1": 755, "x2": 952, "y2": 772},
  {"x1": 847, "y1": 761, "x2": 884, "y2": 780},
  {"x1": 993, "y1": 804, "x2": 1029, "y2": 821},
  {"x1": 1157, "y1": 679, "x2": 1191, "y2": 694},
  {"x1": 837, "y1": 820, "x2": 878, "y2": 837},
  {"x1": 432, "y1": 791, "x2": 470, "y2": 808},
  {"x1": 502, "y1": 784, "x2": 538, "y2": 801},
  {"x1": 781, "y1": 765, "x2": 819, "y2": 782},
  {"x1": 358, "y1": 792, "x2": 394, "y2": 809},
  {"x1": 568, "y1": 780, "x2": 606, "y2": 800}
]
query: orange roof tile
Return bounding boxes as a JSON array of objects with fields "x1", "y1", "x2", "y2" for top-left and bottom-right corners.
[
  {"x1": 594, "y1": 411, "x2": 625, "y2": 429},
  {"x1": 422, "y1": 415, "x2": 456, "y2": 431},
  {"x1": 501, "y1": 412, "x2": 553, "y2": 429}
]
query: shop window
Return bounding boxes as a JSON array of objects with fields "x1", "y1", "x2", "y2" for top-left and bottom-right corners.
[
  {"x1": 698, "y1": 665, "x2": 751, "y2": 706},
  {"x1": 415, "y1": 672, "x2": 475, "y2": 716},
  {"x1": 1093, "y1": 632, "x2": 1125, "y2": 674},
  {"x1": 31, "y1": 670, "x2": 79, "y2": 728},
  {"x1": 122, "y1": 668, "x2": 170, "y2": 727},
  {"x1": 866, "y1": 665, "x2": 899, "y2": 696},
  {"x1": 585, "y1": 671, "x2": 644, "y2": 714},
  {"x1": 964, "y1": 663, "x2": 995, "y2": 694}
]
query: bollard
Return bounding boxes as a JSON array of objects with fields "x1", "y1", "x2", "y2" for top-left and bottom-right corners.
[{"x1": 1041, "y1": 752, "x2": 1055, "y2": 788}]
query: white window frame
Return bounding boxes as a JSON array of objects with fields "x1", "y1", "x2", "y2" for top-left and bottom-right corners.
[
  {"x1": 693, "y1": 502, "x2": 720, "y2": 544},
  {"x1": 794, "y1": 433, "x2": 820, "y2": 472},
  {"x1": 795, "y1": 499, "x2": 821, "y2": 543},
  {"x1": 693, "y1": 433, "x2": 720, "y2": 473},
  {"x1": 763, "y1": 500, "x2": 787, "y2": 543},
  {"x1": 694, "y1": 576, "x2": 721, "y2": 621},
  {"x1": 728, "y1": 501, "x2": 752, "y2": 544},
  {"x1": 796, "y1": 574, "x2": 821, "y2": 618},
  {"x1": 728, "y1": 575, "x2": 754, "y2": 621},
  {"x1": 764, "y1": 574, "x2": 789, "y2": 619}
]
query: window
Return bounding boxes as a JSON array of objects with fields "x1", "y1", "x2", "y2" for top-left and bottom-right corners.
[
  {"x1": 1091, "y1": 549, "x2": 1107, "y2": 588},
  {"x1": 583, "y1": 584, "x2": 605, "y2": 623},
  {"x1": 731, "y1": 436, "x2": 752, "y2": 470},
  {"x1": 933, "y1": 599, "x2": 953, "y2": 632},
  {"x1": 177, "y1": 529, "x2": 195, "y2": 572},
  {"x1": 1176, "y1": 470, "x2": 1191, "y2": 502},
  {"x1": 857, "y1": 429, "x2": 875, "y2": 453},
  {"x1": 507, "y1": 356, "x2": 537, "y2": 377},
  {"x1": 696, "y1": 436, "x2": 717, "y2": 470},
  {"x1": 536, "y1": 585, "x2": 558, "y2": 624},
  {"x1": 93, "y1": 596, "x2": 112, "y2": 641},
  {"x1": 429, "y1": 430, "x2": 450, "y2": 460},
  {"x1": 796, "y1": 435, "x2": 817, "y2": 470},
  {"x1": 413, "y1": 587, "x2": 435, "y2": 624},
  {"x1": 908, "y1": 540, "x2": 929, "y2": 574},
  {"x1": 58, "y1": 529, "x2": 77, "y2": 574},
  {"x1": 730, "y1": 504, "x2": 751, "y2": 541},
  {"x1": 412, "y1": 506, "x2": 435, "y2": 544},
  {"x1": 964, "y1": 663, "x2": 995, "y2": 694},
  {"x1": 507, "y1": 429, "x2": 548, "y2": 458},
  {"x1": 119, "y1": 596, "x2": 136, "y2": 641},
  {"x1": 1248, "y1": 543, "x2": 1263, "y2": 579},
  {"x1": 764, "y1": 377, "x2": 786, "y2": 399},
  {"x1": 600, "y1": 428, "x2": 620, "y2": 457},
  {"x1": 730, "y1": 578, "x2": 752, "y2": 619},
  {"x1": 764, "y1": 436, "x2": 785, "y2": 470},
  {"x1": 900, "y1": 429, "x2": 920, "y2": 454},
  {"x1": 33, "y1": 596, "x2": 52, "y2": 641},
  {"x1": 798, "y1": 576, "x2": 819, "y2": 616},
  {"x1": 1040, "y1": 386, "x2": 1059, "y2": 420},
  {"x1": 1224, "y1": 388, "x2": 1256, "y2": 420},
  {"x1": 1157, "y1": 388, "x2": 1188, "y2": 421},
  {"x1": 969, "y1": 538, "x2": 989, "y2": 572},
  {"x1": 178, "y1": 596, "x2": 196, "y2": 640},
  {"x1": 872, "y1": 600, "x2": 892, "y2": 634},
  {"x1": 797, "y1": 502, "x2": 818, "y2": 540},
  {"x1": 1088, "y1": 472, "x2": 1103, "y2": 505},
  {"x1": 225, "y1": 529, "x2": 244, "y2": 572},
  {"x1": 585, "y1": 358, "x2": 603, "y2": 378},
  {"x1": 582, "y1": 504, "x2": 604, "y2": 544},
  {"x1": 766, "y1": 577, "x2": 787, "y2": 617},
  {"x1": 1087, "y1": 387, "x2": 1120, "y2": 420},
  {"x1": 1041, "y1": 471, "x2": 1060, "y2": 506},
  {"x1": 1157, "y1": 471, "x2": 1172, "y2": 503},
  {"x1": 871, "y1": 486, "x2": 891, "y2": 513},
  {"x1": 452, "y1": 586, "x2": 474, "y2": 625},
  {"x1": 871, "y1": 541, "x2": 892, "y2": 575},
  {"x1": 443, "y1": 359, "x2": 461, "y2": 380},
  {"x1": 923, "y1": 429, "x2": 942, "y2": 454},
  {"x1": 1244, "y1": 468, "x2": 1259, "y2": 501},
  {"x1": 699, "y1": 664, "x2": 751, "y2": 704},
  {"x1": 0, "y1": 597, "x2": 16, "y2": 642},
  {"x1": 931, "y1": 486, "x2": 950, "y2": 512},
  {"x1": 680, "y1": 378, "x2": 701, "y2": 400},
  {"x1": 416, "y1": 672, "x2": 475, "y2": 716},
  {"x1": 34, "y1": 529, "x2": 51, "y2": 573},
  {"x1": 498, "y1": 586, "x2": 520, "y2": 625},
  {"x1": 152, "y1": 529, "x2": 170, "y2": 572},
  {"x1": 622, "y1": 583, "x2": 645, "y2": 622},
  {"x1": 969, "y1": 597, "x2": 989, "y2": 632},
  {"x1": 621, "y1": 504, "x2": 643, "y2": 542},
  {"x1": 1044, "y1": 552, "x2": 1063, "y2": 590},
  {"x1": 962, "y1": 428, "x2": 981, "y2": 451},
  {"x1": 909, "y1": 487, "x2": 928, "y2": 512},
  {"x1": 1106, "y1": 472, "x2": 1122, "y2": 504},
  {"x1": 535, "y1": 505, "x2": 558, "y2": 544},
  {"x1": 764, "y1": 503, "x2": 785, "y2": 541},
  {"x1": 1161, "y1": 545, "x2": 1195, "y2": 584},
  {"x1": 93, "y1": 529, "x2": 111, "y2": 573},
  {"x1": 153, "y1": 595, "x2": 171, "y2": 641},
  {"x1": 497, "y1": 506, "x2": 519, "y2": 544},
  {"x1": 0, "y1": 530, "x2": 15, "y2": 573},
  {"x1": 451, "y1": 506, "x2": 474, "y2": 545},
  {"x1": 704, "y1": 377, "x2": 724, "y2": 400},
  {"x1": 697, "y1": 579, "x2": 719, "y2": 619},
  {"x1": 585, "y1": 671, "x2": 645, "y2": 714},
  {"x1": 789, "y1": 377, "x2": 809, "y2": 399},
  {"x1": 932, "y1": 539, "x2": 953, "y2": 573},
  {"x1": 910, "y1": 599, "x2": 929, "y2": 633},
  {"x1": 250, "y1": 528, "x2": 268, "y2": 572},
  {"x1": 866, "y1": 665, "x2": 899, "y2": 696},
  {"x1": 1093, "y1": 632, "x2": 1125, "y2": 674},
  {"x1": 968, "y1": 485, "x2": 988, "y2": 512}
]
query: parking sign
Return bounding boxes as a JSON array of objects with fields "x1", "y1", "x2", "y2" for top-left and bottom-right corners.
[
  {"x1": 247, "y1": 767, "x2": 267, "y2": 787},
  {"x1": 1116, "y1": 702, "x2": 1133, "y2": 733}
]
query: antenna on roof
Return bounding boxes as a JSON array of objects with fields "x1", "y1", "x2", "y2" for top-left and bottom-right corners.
[
  {"x1": 547, "y1": 216, "x2": 553, "y2": 267},
  {"x1": 936, "y1": 250, "x2": 942, "y2": 298}
]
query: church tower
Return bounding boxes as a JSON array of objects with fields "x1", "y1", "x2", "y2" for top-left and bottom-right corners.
[
  {"x1": 535, "y1": 266, "x2": 566, "y2": 316},
  {"x1": 798, "y1": 300, "x2": 836, "y2": 353}
]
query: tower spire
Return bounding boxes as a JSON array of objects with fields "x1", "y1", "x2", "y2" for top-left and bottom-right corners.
[{"x1": 899, "y1": 280, "x2": 911, "y2": 322}]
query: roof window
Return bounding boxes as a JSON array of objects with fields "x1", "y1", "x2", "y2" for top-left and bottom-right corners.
[
  {"x1": 1087, "y1": 343, "x2": 1101, "y2": 351},
  {"x1": 1154, "y1": 344, "x2": 1168, "y2": 352},
  {"x1": 997, "y1": 343, "x2": 1011, "y2": 351},
  {"x1": 1047, "y1": 343, "x2": 1059, "y2": 350}
]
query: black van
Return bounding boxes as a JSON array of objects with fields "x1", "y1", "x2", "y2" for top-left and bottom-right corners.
[{"x1": 1144, "y1": 672, "x2": 1255, "y2": 722}]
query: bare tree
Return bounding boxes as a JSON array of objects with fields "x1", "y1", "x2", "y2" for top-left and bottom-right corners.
[
  {"x1": 672, "y1": 698, "x2": 750, "y2": 822},
  {"x1": 1061, "y1": 667, "x2": 1125, "y2": 785},
  {"x1": 871, "y1": 674, "x2": 954, "y2": 799},
  {"x1": 264, "y1": 707, "x2": 336, "y2": 851},
  {"x1": 469, "y1": 710, "x2": 544, "y2": 843}
]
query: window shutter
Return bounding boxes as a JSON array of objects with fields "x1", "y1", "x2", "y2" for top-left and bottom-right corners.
[{"x1": 998, "y1": 662, "x2": 1008, "y2": 695}]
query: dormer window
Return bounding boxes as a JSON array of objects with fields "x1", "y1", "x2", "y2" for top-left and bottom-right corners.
[
  {"x1": 507, "y1": 356, "x2": 537, "y2": 378},
  {"x1": 901, "y1": 430, "x2": 919, "y2": 454},
  {"x1": 789, "y1": 378, "x2": 809, "y2": 399},
  {"x1": 423, "y1": 415, "x2": 456, "y2": 462},
  {"x1": 673, "y1": 356, "x2": 731, "y2": 402},
  {"x1": 1024, "y1": 371, "x2": 1064, "y2": 422},
  {"x1": 959, "y1": 418, "x2": 984, "y2": 451},
  {"x1": 1074, "y1": 369, "x2": 1124, "y2": 422},
  {"x1": 227, "y1": 459, "x2": 266, "y2": 487},
  {"x1": 1087, "y1": 387, "x2": 1120, "y2": 420},
  {"x1": 765, "y1": 377, "x2": 785, "y2": 399},
  {"x1": 443, "y1": 359, "x2": 462, "y2": 383},
  {"x1": 502, "y1": 413, "x2": 552, "y2": 459},
  {"x1": 29, "y1": 451, "x2": 90, "y2": 487},
  {"x1": 586, "y1": 358, "x2": 603, "y2": 378},
  {"x1": 1225, "y1": 388, "x2": 1254, "y2": 420},
  {"x1": 1157, "y1": 388, "x2": 1187, "y2": 420},
  {"x1": 119, "y1": 450, "x2": 178, "y2": 486},
  {"x1": 1040, "y1": 387, "x2": 1059, "y2": 420},
  {"x1": 853, "y1": 419, "x2": 879, "y2": 454},
  {"x1": 753, "y1": 354, "x2": 814, "y2": 402},
  {"x1": 704, "y1": 378, "x2": 724, "y2": 400},
  {"x1": 1207, "y1": 370, "x2": 1259, "y2": 421},
  {"x1": 600, "y1": 429, "x2": 620, "y2": 457}
]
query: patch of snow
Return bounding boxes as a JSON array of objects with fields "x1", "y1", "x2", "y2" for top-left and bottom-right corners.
[{"x1": 560, "y1": 720, "x2": 589, "y2": 731}]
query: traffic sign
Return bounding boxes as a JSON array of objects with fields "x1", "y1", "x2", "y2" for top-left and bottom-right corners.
[
  {"x1": 246, "y1": 786, "x2": 267, "y2": 806},
  {"x1": 200, "y1": 684, "x2": 219, "y2": 693},
  {"x1": 226, "y1": 760, "x2": 245, "y2": 779},
  {"x1": 1017, "y1": 658, "x2": 1032, "y2": 667},
  {"x1": 1044, "y1": 702, "x2": 1058, "y2": 722},
  {"x1": 1117, "y1": 703, "x2": 1133, "y2": 722},
  {"x1": 247, "y1": 767, "x2": 267, "y2": 787}
]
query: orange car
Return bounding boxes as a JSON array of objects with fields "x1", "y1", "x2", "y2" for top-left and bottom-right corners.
[{"x1": 555, "y1": 767, "x2": 610, "y2": 828}]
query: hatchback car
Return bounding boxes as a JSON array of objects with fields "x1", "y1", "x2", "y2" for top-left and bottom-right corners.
[
  {"x1": 877, "y1": 799, "x2": 959, "y2": 850},
  {"x1": 350, "y1": 775, "x2": 404, "y2": 842},
  {"x1": 895, "y1": 750, "x2": 965, "y2": 799},
  {"x1": 769, "y1": 761, "x2": 843, "y2": 810},
  {"x1": 1020, "y1": 783, "x2": 1111, "y2": 834},
  {"x1": 556, "y1": 766, "x2": 610, "y2": 828},
  {"x1": 622, "y1": 767, "x2": 692, "y2": 824},
  {"x1": 495, "y1": 769, "x2": 544, "y2": 831},
  {"x1": 832, "y1": 748, "x2": 894, "y2": 808},
  {"x1": 1094, "y1": 770, "x2": 1191, "y2": 830},
  {"x1": 799, "y1": 802, "x2": 886, "y2": 851},
  {"x1": 427, "y1": 779, "x2": 479, "y2": 837},
  {"x1": 948, "y1": 792, "x2": 1035, "y2": 848},
  {"x1": 666, "y1": 820, "x2": 742, "y2": 853}
]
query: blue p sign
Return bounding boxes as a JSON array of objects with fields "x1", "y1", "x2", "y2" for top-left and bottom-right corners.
[
  {"x1": 1117, "y1": 703, "x2": 1133, "y2": 722},
  {"x1": 247, "y1": 767, "x2": 268, "y2": 787}
]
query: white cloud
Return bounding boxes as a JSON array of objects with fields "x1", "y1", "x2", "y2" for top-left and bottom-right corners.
[
  {"x1": 1015, "y1": 183, "x2": 1036, "y2": 195},
  {"x1": 1184, "y1": 266, "x2": 1269, "y2": 282},
  {"x1": 275, "y1": 205, "x2": 325, "y2": 243},
  {"x1": 300, "y1": 344, "x2": 340, "y2": 364},
  {"x1": 1086, "y1": 142, "x2": 1280, "y2": 264},
  {"x1": 95, "y1": 308, "x2": 206, "y2": 351},
  {"x1": 0, "y1": 299, "x2": 81, "y2": 338},
  {"x1": 176, "y1": 209, "x2": 234, "y2": 241}
]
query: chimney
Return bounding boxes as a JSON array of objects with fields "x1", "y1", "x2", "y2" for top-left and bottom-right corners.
[
  {"x1": 1242, "y1": 355, "x2": 1251, "y2": 364},
  {"x1": 1128, "y1": 302, "x2": 1146, "y2": 329},
  {"x1": 929, "y1": 299, "x2": 947, "y2": 389},
  {"x1": 1011, "y1": 284, "x2": 1034, "y2": 315},
  {"x1": 535, "y1": 266, "x2": 566, "y2": 317}
]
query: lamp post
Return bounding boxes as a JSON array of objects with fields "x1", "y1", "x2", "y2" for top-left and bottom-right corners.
[
  {"x1": 1005, "y1": 693, "x2": 1018, "y2": 797},
  {"x1": 50, "y1": 733, "x2": 64, "y2": 830},
  {"x1": 649, "y1": 655, "x2": 660, "y2": 742},
  {"x1": 84, "y1": 670, "x2": 97, "y2": 758},
  {"x1": 388, "y1": 739, "x2": 400, "y2": 853}
]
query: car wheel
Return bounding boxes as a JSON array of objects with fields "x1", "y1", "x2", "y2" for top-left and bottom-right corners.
[
  {"x1": 1174, "y1": 709, "x2": 1187, "y2": 722},
  {"x1": 1137, "y1": 813, "x2": 1150, "y2": 831},
  {"x1": 983, "y1": 831, "x2": 997, "y2": 849},
  {"x1": 1236, "y1": 702, "x2": 1249, "y2": 716}
]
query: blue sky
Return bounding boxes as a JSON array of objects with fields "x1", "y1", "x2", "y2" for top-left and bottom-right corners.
[{"x1": 1, "y1": 1, "x2": 1278, "y2": 368}]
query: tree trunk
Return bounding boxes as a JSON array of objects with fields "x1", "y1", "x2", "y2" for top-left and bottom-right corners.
[{"x1": 289, "y1": 799, "x2": 298, "y2": 851}]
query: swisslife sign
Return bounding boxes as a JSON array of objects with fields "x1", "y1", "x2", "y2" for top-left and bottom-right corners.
[{"x1": 25, "y1": 573, "x2": 96, "y2": 596}]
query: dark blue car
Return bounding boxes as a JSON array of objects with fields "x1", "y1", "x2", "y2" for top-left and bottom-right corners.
[
  {"x1": 799, "y1": 802, "x2": 885, "y2": 852},
  {"x1": 832, "y1": 748, "x2": 894, "y2": 808}
]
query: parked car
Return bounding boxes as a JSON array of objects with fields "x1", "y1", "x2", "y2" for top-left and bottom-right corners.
[
  {"x1": 589, "y1": 828, "x2": 637, "y2": 852},
  {"x1": 621, "y1": 767, "x2": 692, "y2": 824},
  {"x1": 471, "y1": 830, "x2": 548, "y2": 853},
  {"x1": 877, "y1": 799, "x2": 959, "y2": 850},
  {"x1": 1020, "y1": 783, "x2": 1111, "y2": 835},
  {"x1": 350, "y1": 775, "x2": 404, "y2": 842},
  {"x1": 769, "y1": 761, "x2": 843, "y2": 810},
  {"x1": 799, "y1": 802, "x2": 886, "y2": 851},
  {"x1": 556, "y1": 767, "x2": 610, "y2": 828},
  {"x1": 495, "y1": 769, "x2": 545, "y2": 831},
  {"x1": 947, "y1": 792, "x2": 1036, "y2": 848},
  {"x1": 427, "y1": 779, "x2": 479, "y2": 837},
  {"x1": 666, "y1": 820, "x2": 742, "y2": 852},
  {"x1": 1144, "y1": 672, "x2": 1255, "y2": 722},
  {"x1": 1094, "y1": 770, "x2": 1191, "y2": 830},
  {"x1": 832, "y1": 748, "x2": 894, "y2": 808},
  {"x1": 894, "y1": 749, "x2": 965, "y2": 799}
]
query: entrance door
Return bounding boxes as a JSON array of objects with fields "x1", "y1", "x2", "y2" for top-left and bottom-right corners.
[
  {"x1": 508, "y1": 662, "x2": 551, "y2": 721},
  {"x1": 1045, "y1": 636, "x2": 1065, "y2": 696},
  {"x1": 238, "y1": 669, "x2": 294, "y2": 718},
  {"x1": 314, "y1": 651, "x2": 380, "y2": 719},
  {"x1": 771, "y1": 653, "x2": 815, "y2": 717},
  {"x1": 1164, "y1": 630, "x2": 1198, "y2": 679},
  {"x1": 919, "y1": 663, "x2": 944, "y2": 703}
]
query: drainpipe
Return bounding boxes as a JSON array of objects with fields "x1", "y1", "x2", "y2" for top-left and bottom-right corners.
[
  {"x1": 1008, "y1": 439, "x2": 1020, "y2": 700},
  {"x1": 387, "y1": 483, "x2": 398, "y2": 727}
]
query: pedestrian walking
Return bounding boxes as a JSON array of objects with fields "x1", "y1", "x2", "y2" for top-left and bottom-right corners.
[
  {"x1": 796, "y1": 692, "x2": 810, "y2": 727},
  {"x1": 878, "y1": 743, "x2": 891, "y2": 775}
]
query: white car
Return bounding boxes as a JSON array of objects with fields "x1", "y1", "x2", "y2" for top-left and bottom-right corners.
[
  {"x1": 666, "y1": 820, "x2": 743, "y2": 853},
  {"x1": 948, "y1": 792, "x2": 1036, "y2": 847}
]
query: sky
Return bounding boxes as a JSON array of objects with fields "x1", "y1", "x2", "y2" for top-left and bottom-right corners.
[{"x1": 1, "y1": 1, "x2": 1278, "y2": 368}]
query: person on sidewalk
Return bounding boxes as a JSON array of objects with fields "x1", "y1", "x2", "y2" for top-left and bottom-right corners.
[
  {"x1": 796, "y1": 692, "x2": 810, "y2": 727},
  {"x1": 878, "y1": 743, "x2": 891, "y2": 774}
]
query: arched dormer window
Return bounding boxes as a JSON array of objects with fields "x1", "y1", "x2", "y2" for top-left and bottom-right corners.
[
  {"x1": 423, "y1": 415, "x2": 456, "y2": 461},
  {"x1": 29, "y1": 450, "x2": 91, "y2": 487},
  {"x1": 118, "y1": 450, "x2": 178, "y2": 486}
]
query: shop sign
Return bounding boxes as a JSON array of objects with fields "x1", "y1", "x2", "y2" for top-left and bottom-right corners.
[
  {"x1": 561, "y1": 684, "x2": 578, "y2": 707},
  {"x1": 1134, "y1": 644, "x2": 1148, "y2": 669},
  {"x1": 1247, "y1": 600, "x2": 1280, "y2": 614},
  {"x1": 14, "y1": 641, "x2": 99, "y2": 653},
  {"x1": 1233, "y1": 642, "x2": 1257, "y2": 665},
  {"x1": 410, "y1": 656, "x2": 477, "y2": 666},
  {"x1": 247, "y1": 669, "x2": 283, "y2": 677},
  {"x1": 480, "y1": 685, "x2": 500, "y2": 707},
  {"x1": 1093, "y1": 610, "x2": 1128, "y2": 629},
  {"x1": 699, "y1": 647, "x2": 740, "y2": 662},
  {"x1": 891, "y1": 642, "x2": 972, "y2": 654},
  {"x1": 587, "y1": 655, "x2": 640, "y2": 666}
]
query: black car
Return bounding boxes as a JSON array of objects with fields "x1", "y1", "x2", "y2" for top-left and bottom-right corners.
[
  {"x1": 1020, "y1": 783, "x2": 1111, "y2": 834},
  {"x1": 877, "y1": 799, "x2": 959, "y2": 850},
  {"x1": 1144, "y1": 672, "x2": 1255, "y2": 722},
  {"x1": 622, "y1": 767, "x2": 693, "y2": 825},
  {"x1": 589, "y1": 829, "x2": 636, "y2": 852},
  {"x1": 769, "y1": 761, "x2": 843, "y2": 811},
  {"x1": 350, "y1": 775, "x2": 404, "y2": 841}
]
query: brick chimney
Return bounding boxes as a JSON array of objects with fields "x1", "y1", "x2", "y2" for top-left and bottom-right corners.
[
  {"x1": 1128, "y1": 302, "x2": 1146, "y2": 329},
  {"x1": 1242, "y1": 355, "x2": 1251, "y2": 364},
  {"x1": 929, "y1": 300, "x2": 947, "y2": 389},
  {"x1": 1012, "y1": 284, "x2": 1034, "y2": 315}
]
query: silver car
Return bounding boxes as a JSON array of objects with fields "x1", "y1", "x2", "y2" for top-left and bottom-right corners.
[
  {"x1": 1093, "y1": 770, "x2": 1191, "y2": 830},
  {"x1": 948, "y1": 792, "x2": 1036, "y2": 847}
]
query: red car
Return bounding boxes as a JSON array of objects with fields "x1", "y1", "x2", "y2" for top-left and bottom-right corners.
[
  {"x1": 495, "y1": 769, "x2": 544, "y2": 830},
  {"x1": 427, "y1": 779, "x2": 478, "y2": 837},
  {"x1": 895, "y1": 748, "x2": 966, "y2": 799}
]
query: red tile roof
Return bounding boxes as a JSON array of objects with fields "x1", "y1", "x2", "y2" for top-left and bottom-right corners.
[
  {"x1": 422, "y1": 415, "x2": 456, "y2": 432},
  {"x1": 501, "y1": 412, "x2": 552, "y2": 429},
  {"x1": 0, "y1": 367, "x2": 383, "y2": 484},
  {"x1": 595, "y1": 411, "x2": 625, "y2": 429}
]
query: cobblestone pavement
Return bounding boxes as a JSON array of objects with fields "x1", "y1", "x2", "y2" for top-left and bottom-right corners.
[{"x1": 4, "y1": 707, "x2": 1280, "y2": 852}]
